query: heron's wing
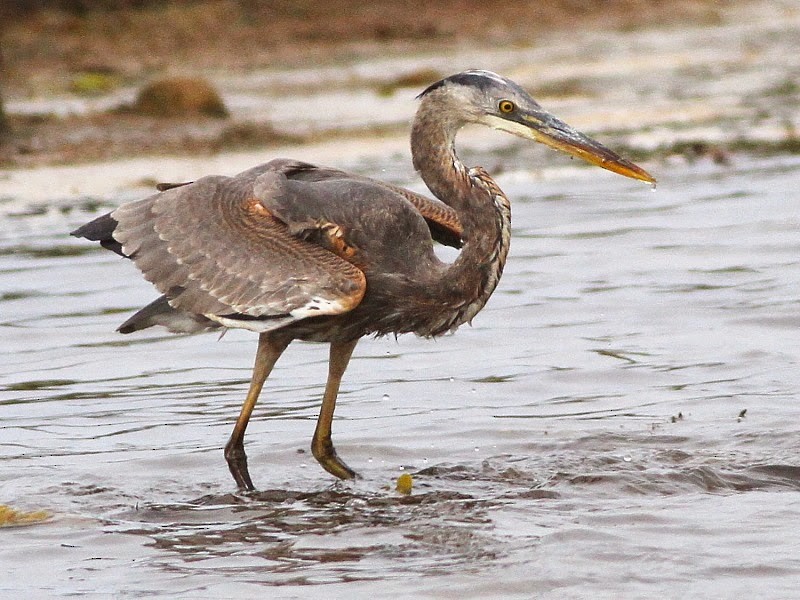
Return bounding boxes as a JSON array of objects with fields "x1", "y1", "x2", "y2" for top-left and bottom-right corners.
[
  {"x1": 377, "y1": 183, "x2": 463, "y2": 248},
  {"x1": 253, "y1": 170, "x2": 450, "y2": 281},
  {"x1": 111, "y1": 175, "x2": 366, "y2": 328},
  {"x1": 264, "y1": 160, "x2": 463, "y2": 248}
]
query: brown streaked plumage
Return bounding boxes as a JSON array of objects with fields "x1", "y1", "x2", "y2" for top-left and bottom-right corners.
[{"x1": 72, "y1": 70, "x2": 655, "y2": 490}]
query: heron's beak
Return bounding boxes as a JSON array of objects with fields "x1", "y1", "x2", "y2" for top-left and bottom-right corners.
[{"x1": 497, "y1": 109, "x2": 656, "y2": 184}]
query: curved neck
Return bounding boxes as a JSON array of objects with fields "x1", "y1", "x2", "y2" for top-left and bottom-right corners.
[
  {"x1": 409, "y1": 96, "x2": 512, "y2": 333},
  {"x1": 411, "y1": 105, "x2": 467, "y2": 209}
]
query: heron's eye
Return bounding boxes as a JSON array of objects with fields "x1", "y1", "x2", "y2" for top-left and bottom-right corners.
[{"x1": 499, "y1": 100, "x2": 515, "y2": 114}]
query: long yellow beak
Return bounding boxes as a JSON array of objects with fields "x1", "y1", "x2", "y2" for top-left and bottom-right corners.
[
  {"x1": 493, "y1": 108, "x2": 656, "y2": 184},
  {"x1": 524, "y1": 113, "x2": 655, "y2": 183}
]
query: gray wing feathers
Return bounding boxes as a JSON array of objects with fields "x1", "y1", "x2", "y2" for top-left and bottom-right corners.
[
  {"x1": 253, "y1": 163, "x2": 463, "y2": 248},
  {"x1": 112, "y1": 173, "x2": 365, "y2": 324}
]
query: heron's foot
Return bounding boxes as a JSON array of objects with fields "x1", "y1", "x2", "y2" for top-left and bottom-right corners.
[
  {"x1": 224, "y1": 440, "x2": 256, "y2": 491},
  {"x1": 311, "y1": 435, "x2": 360, "y2": 480}
]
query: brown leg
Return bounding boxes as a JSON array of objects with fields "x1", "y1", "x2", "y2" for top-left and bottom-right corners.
[
  {"x1": 224, "y1": 333, "x2": 290, "y2": 491},
  {"x1": 311, "y1": 338, "x2": 360, "y2": 479}
]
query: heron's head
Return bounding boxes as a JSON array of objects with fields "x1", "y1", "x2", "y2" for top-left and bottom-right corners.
[{"x1": 419, "y1": 70, "x2": 655, "y2": 184}]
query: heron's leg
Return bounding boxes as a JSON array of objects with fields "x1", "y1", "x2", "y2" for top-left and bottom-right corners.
[
  {"x1": 224, "y1": 333, "x2": 290, "y2": 491},
  {"x1": 311, "y1": 338, "x2": 360, "y2": 479}
]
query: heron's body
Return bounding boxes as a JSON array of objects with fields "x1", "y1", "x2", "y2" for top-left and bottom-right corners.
[{"x1": 72, "y1": 71, "x2": 654, "y2": 489}]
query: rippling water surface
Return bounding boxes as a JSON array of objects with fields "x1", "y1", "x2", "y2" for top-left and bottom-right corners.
[{"x1": 2, "y1": 155, "x2": 800, "y2": 598}]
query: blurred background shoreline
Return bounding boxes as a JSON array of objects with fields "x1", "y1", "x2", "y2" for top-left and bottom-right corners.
[{"x1": 2, "y1": 0, "x2": 797, "y2": 173}]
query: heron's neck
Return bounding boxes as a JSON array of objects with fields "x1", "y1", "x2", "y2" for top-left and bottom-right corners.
[
  {"x1": 411, "y1": 107, "x2": 469, "y2": 211},
  {"x1": 410, "y1": 102, "x2": 512, "y2": 333}
]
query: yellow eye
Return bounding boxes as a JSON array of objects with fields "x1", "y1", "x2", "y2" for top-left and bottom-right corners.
[{"x1": 499, "y1": 100, "x2": 515, "y2": 114}]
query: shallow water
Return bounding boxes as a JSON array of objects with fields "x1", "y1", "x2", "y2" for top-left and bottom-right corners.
[{"x1": 1, "y1": 152, "x2": 799, "y2": 598}]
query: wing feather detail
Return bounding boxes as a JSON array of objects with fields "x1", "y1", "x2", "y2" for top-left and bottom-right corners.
[
  {"x1": 111, "y1": 176, "x2": 366, "y2": 325},
  {"x1": 377, "y1": 182, "x2": 463, "y2": 248},
  {"x1": 257, "y1": 159, "x2": 463, "y2": 248}
]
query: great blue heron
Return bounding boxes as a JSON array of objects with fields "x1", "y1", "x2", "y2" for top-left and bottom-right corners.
[{"x1": 72, "y1": 70, "x2": 654, "y2": 490}]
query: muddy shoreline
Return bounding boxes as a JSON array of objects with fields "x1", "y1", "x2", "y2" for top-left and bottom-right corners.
[{"x1": 0, "y1": 0, "x2": 754, "y2": 168}]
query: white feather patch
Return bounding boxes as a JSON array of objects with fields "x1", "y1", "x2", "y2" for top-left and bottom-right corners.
[
  {"x1": 205, "y1": 314, "x2": 296, "y2": 333},
  {"x1": 204, "y1": 296, "x2": 351, "y2": 333},
  {"x1": 289, "y1": 296, "x2": 350, "y2": 319},
  {"x1": 482, "y1": 115, "x2": 538, "y2": 141}
]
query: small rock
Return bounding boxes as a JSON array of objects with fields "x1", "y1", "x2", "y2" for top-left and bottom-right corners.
[{"x1": 131, "y1": 77, "x2": 228, "y2": 118}]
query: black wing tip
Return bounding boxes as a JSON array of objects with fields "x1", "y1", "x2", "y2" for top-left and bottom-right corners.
[
  {"x1": 117, "y1": 303, "x2": 152, "y2": 334},
  {"x1": 70, "y1": 222, "x2": 94, "y2": 239},
  {"x1": 71, "y1": 212, "x2": 117, "y2": 240},
  {"x1": 156, "y1": 181, "x2": 192, "y2": 192},
  {"x1": 71, "y1": 212, "x2": 127, "y2": 256}
]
